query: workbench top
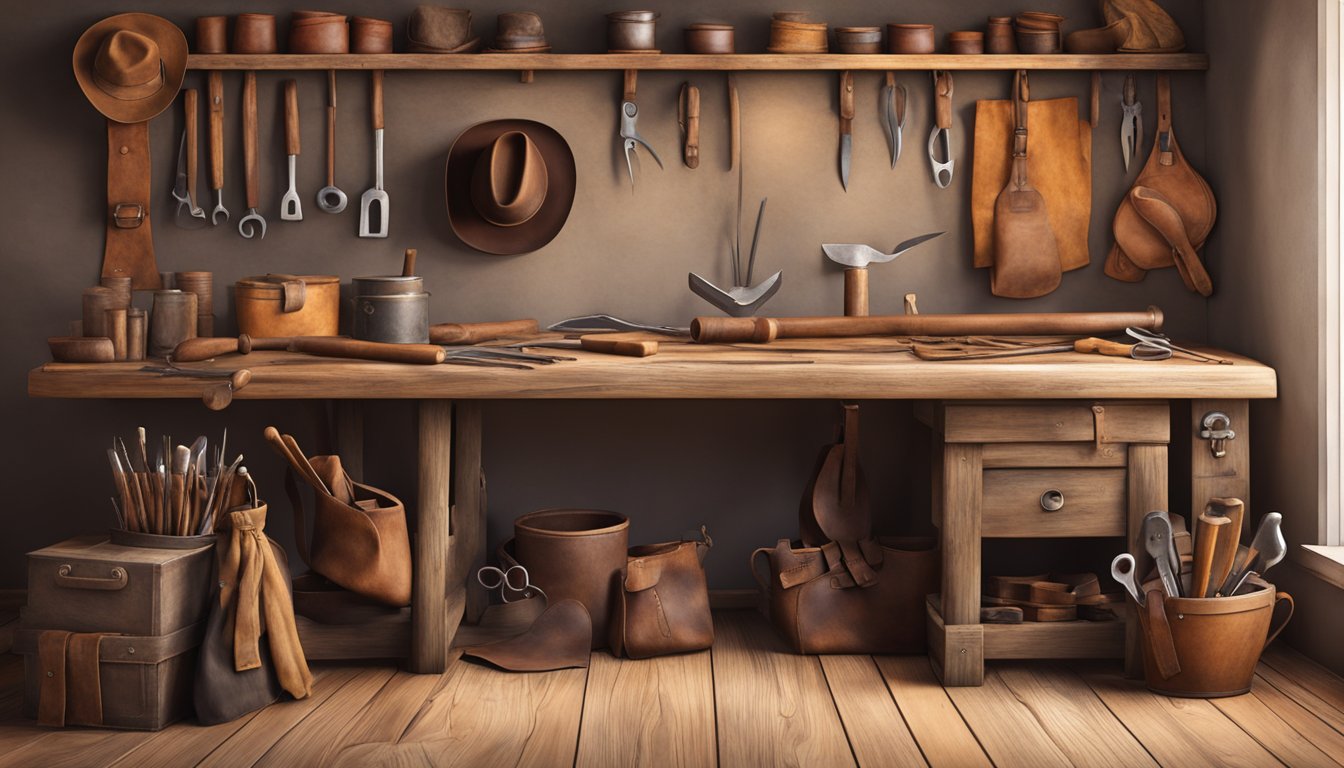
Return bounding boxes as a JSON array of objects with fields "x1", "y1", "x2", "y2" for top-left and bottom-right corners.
[{"x1": 28, "y1": 338, "x2": 1278, "y2": 401}]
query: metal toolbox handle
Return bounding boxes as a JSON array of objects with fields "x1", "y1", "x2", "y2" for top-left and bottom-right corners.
[{"x1": 55, "y1": 564, "x2": 128, "y2": 591}]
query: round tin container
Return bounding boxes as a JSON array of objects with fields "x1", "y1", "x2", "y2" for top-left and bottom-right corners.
[
  {"x1": 351, "y1": 275, "x2": 425, "y2": 296},
  {"x1": 352, "y1": 293, "x2": 430, "y2": 344}
]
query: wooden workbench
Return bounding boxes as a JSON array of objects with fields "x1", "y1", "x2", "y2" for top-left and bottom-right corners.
[{"x1": 28, "y1": 340, "x2": 1277, "y2": 675}]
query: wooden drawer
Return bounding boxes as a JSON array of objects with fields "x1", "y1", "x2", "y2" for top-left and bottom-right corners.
[
  {"x1": 982, "y1": 469, "x2": 1126, "y2": 537},
  {"x1": 941, "y1": 402, "x2": 1168, "y2": 445}
]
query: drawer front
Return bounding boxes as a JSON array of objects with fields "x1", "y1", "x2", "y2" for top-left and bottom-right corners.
[
  {"x1": 982, "y1": 469, "x2": 1126, "y2": 537},
  {"x1": 982, "y1": 442, "x2": 1127, "y2": 469},
  {"x1": 942, "y1": 402, "x2": 1169, "y2": 445}
]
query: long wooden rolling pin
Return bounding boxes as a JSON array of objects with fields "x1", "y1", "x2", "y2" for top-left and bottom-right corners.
[
  {"x1": 691, "y1": 307, "x2": 1163, "y2": 344},
  {"x1": 429, "y1": 319, "x2": 539, "y2": 345},
  {"x1": 173, "y1": 335, "x2": 444, "y2": 364}
]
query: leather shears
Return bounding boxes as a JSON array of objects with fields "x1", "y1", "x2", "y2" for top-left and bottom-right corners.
[
  {"x1": 1121, "y1": 74, "x2": 1142, "y2": 171},
  {"x1": 619, "y1": 70, "x2": 663, "y2": 189},
  {"x1": 1125, "y1": 327, "x2": 1233, "y2": 364},
  {"x1": 477, "y1": 564, "x2": 547, "y2": 603},
  {"x1": 881, "y1": 73, "x2": 907, "y2": 169}
]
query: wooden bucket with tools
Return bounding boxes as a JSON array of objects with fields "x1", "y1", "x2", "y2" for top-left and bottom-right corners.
[{"x1": 1137, "y1": 575, "x2": 1292, "y2": 697}]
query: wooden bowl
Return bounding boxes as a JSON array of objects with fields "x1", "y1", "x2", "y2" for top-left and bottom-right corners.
[
  {"x1": 351, "y1": 16, "x2": 393, "y2": 54},
  {"x1": 887, "y1": 23, "x2": 935, "y2": 54},
  {"x1": 1015, "y1": 27, "x2": 1061, "y2": 53},
  {"x1": 946, "y1": 31, "x2": 985, "y2": 55},
  {"x1": 685, "y1": 23, "x2": 734, "y2": 54},
  {"x1": 769, "y1": 21, "x2": 828, "y2": 53},
  {"x1": 232, "y1": 13, "x2": 278, "y2": 54},
  {"x1": 49, "y1": 336, "x2": 115, "y2": 363},
  {"x1": 835, "y1": 26, "x2": 882, "y2": 54},
  {"x1": 289, "y1": 14, "x2": 349, "y2": 54}
]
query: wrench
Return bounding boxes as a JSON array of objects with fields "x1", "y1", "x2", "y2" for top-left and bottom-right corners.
[
  {"x1": 172, "y1": 89, "x2": 206, "y2": 226},
  {"x1": 207, "y1": 70, "x2": 229, "y2": 225},
  {"x1": 238, "y1": 71, "x2": 267, "y2": 239}
]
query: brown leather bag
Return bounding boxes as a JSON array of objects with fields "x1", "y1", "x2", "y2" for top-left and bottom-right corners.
[
  {"x1": 973, "y1": 78, "x2": 1092, "y2": 277},
  {"x1": 610, "y1": 529, "x2": 714, "y2": 659},
  {"x1": 1106, "y1": 74, "x2": 1217, "y2": 295},
  {"x1": 990, "y1": 71, "x2": 1062, "y2": 298},
  {"x1": 754, "y1": 404, "x2": 939, "y2": 654},
  {"x1": 265, "y1": 427, "x2": 413, "y2": 607}
]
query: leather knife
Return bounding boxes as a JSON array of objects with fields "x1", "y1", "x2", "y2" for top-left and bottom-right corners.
[
  {"x1": 839, "y1": 71, "x2": 854, "y2": 191},
  {"x1": 1121, "y1": 74, "x2": 1142, "y2": 171},
  {"x1": 1142, "y1": 510, "x2": 1182, "y2": 598},
  {"x1": 880, "y1": 73, "x2": 907, "y2": 169}
]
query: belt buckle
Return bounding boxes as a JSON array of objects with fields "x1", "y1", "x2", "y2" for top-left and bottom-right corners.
[{"x1": 112, "y1": 203, "x2": 145, "y2": 229}]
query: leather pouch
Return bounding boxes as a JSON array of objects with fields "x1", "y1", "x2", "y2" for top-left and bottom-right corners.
[
  {"x1": 266, "y1": 428, "x2": 413, "y2": 607},
  {"x1": 752, "y1": 536, "x2": 938, "y2": 654},
  {"x1": 990, "y1": 71, "x2": 1062, "y2": 298},
  {"x1": 610, "y1": 529, "x2": 714, "y2": 659},
  {"x1": 755, "y1": 404, "x2": 939, "y2": 654},
  {"x1": 972, "y1": 86, "x2": 1092, "y2": 275}
]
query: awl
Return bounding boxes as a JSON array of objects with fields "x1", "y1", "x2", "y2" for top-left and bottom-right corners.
[{"x1": 839, "y1": 71, "x2": 854, "y2": 191}]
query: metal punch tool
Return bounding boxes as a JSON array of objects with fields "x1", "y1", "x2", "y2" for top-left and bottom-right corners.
[{"x1": 619, "y1": 70, "x2": 663, "y2": 190}]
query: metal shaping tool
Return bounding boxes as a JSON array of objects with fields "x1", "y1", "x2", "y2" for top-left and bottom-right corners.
[
  {"x1": 880, "y1": 74, "x2": 907, "y2": 169},
  {"x1": 822, "y1": 233, "x2": 944, "y2": 270},
  {"x1": 207, "y1": 71, "x2": 229, "y2": 225},
  {"x1": 172, "y1": 89, "x2": 206, "y2": 228},
  {"x1": 317, "y1": 71, "x2": 347, "y2": 213},
  {"x1": 619, "y1": 70, "x2": 662, "y2": 190},
  {"x1": 1221, "y1": 512, "x2": 1286, "y2": 595},
  {"x1": 359, "y1": 70, "x2": 389, "y2": 238},
  {"x1": 929, "y1": 71, "x2": 955, "y2": 188},
  {"x1": 1142, "y1": 511, "x2": 1182, "y2": 597},
  {"x1": 689, "y1": 198, "x2": 781, "y2": 317},
  {"x1": 1121, "y1": 74, "x2": 1142, "y2": 172},
  {"x1": 1110, "y1": 553, "x2": 1144, "y2": 606},
  {"x1": 280, "y1": 80, "x2": 302, "y2": 221},
  {"x1": 839, "y1": 70, "x2": 853, "y2": 190},
  {"x1": 548, "y1": 315, "x2": 688, "y2": 336},
  {"x1": 238, "y1": 71, "x2": 267, "y2": 239}
]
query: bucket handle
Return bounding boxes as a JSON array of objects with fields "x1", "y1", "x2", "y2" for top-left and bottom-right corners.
[{"x1": 1264, "y1": 591, "x2": 1295, "y2": 649}]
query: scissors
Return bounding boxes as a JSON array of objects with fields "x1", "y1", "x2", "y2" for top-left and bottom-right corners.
[
  {"x1": 476, "y1": 564, "x2": 547, "y2": 603},
  {"x1": 1109, "y1": 553, "x2": 1145, "y2": 606},
  {"x1": 619, "y1": 70, "x2": 663, "y2": 189},
  {"x1": 1125, "y1": 327, "x2": 1233, "y2": 364}
]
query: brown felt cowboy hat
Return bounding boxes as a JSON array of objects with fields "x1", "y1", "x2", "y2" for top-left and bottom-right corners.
[
  {"x1": 446, "y1": 120, "x2": 576, "y2": 255},
  {"x1": 73, "y1": 13, "x2": 187, "y2": 124}
]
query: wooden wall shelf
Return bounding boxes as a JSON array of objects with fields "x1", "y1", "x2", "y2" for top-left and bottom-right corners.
[{"x1": 186, "y1": 53, "x2": 1209, "y2": 72}]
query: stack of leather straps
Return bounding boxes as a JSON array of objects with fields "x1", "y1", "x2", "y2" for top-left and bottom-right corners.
[{"x1": 983, "y1": 573, "x2": 1124, "y2": 623}]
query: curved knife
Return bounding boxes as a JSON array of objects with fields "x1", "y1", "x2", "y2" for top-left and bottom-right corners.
[
  {"x1": 880, "y1": 73, "x2": 906, "y2": 169},
  {"x1": 839, "y1": 71, "x2": 854, "y2": 191}
]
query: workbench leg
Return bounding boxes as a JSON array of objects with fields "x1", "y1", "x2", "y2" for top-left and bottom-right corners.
[
  {"x1": 1126, "y1": 443, "x2": 1168, "y2": 678},
  {"x1": 450, "y1": 401, "x2": 487, "y2": 625},
  {"x1": 1190, "y1": 400, "x2": 1251, "y2": 522},
  {"x1": 933, "y1": 443, "x2": 984, "y2": 686},
  {"x1": 412, "y1": 400, "x2": 457, "y2": 673},
  {"x1": 335, "y1": 401, "x2": 365, "y2": 481}
]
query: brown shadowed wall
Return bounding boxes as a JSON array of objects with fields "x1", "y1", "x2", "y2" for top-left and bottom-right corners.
[{"x1": 1, "y1": 1, "x2": 1208, "y2": 590}]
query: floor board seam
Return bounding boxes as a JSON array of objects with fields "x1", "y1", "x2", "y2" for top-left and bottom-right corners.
[
  {"x1": 1253, "y1": 669, "x2": 1344, "y2": 740},
  {"x1": 1069, "y1": 663, "x2": 1163, "y2": 768},
  {"x1": 934, "y1": 656, "x2": 1000, "y2": 768},
  {"x1": 817, "y1": 656, "x2": 864, "y2": 768}
]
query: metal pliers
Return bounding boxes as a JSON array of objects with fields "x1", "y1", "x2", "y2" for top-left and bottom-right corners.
[{"x1": 619, "y1": 70, "x2": 662, "y2": 189}]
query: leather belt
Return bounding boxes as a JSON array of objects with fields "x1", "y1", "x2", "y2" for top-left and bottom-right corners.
[{"x1": 103, "y1": 120, "x2": 161, "y2": 290}]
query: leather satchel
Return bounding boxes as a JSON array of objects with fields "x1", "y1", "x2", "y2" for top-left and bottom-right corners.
[
  {"x1": 265, "y1": 427, "x2": 413, "y2": 607},
  {"x1": 754, "y1": 404, "x2": 939, "y2": 654},
  {"x1": 1105, "y1": 74, "x2": 1217, "y2": 295},
  {"x1": 610, "y1": 529, "x2": 714, "y2": 659},
  {"x1": 973, "y1": 77, "x2": 1092, "y2": 277},
  {"x1": 990, "y1": 71, "x2": 1062, "y2": 298}
]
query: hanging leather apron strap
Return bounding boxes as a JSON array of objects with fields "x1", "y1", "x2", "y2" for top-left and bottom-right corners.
[{"x1": 103, "y1": 119, "x2": 161, "y2": 290}]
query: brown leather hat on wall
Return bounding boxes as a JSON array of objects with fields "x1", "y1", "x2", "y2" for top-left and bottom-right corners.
[
  {"x1": 446, "y1": 120, "x2": 576, "y2": 255},
  {"x1": 73, "y1": 13, "x2": 187, "y2": 124}
]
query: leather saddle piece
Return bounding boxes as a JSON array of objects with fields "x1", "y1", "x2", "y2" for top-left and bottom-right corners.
[
  {"x1": 461, "y1": 599, "x2": 592, "y2": 672},
  {"x1": 799, "y1": 403, "x2": 881, "y2": 588},
  {"x1": 1106, "y1": 74, "x2": 1216, "y2": 295},
  {"x1": 103, "y1": 120, "x2": 161, "y2": 290},
  {"x1": 990, "y1": 70, "x2": 1062, "y2": 299},
  {"x1": 1102, "y1": 0, "x2": 1185, "y2": 53}
]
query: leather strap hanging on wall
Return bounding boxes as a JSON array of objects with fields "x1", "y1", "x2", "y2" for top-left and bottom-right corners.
[{"x1": 103, "y1": 119, "x2": 161, "y2": 290}]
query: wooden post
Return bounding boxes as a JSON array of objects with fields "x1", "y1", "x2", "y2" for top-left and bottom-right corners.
[
  {"x1": 412, "y1": 399, "x2": 453, "y2": 673},
  {"x1": 1126, "y1": 442, "x2": 1168, "y2": 677},
  {"x1": 1190, "y1": 399, "x2": 1251, "y2": 524},
  {"x1": 935, "y1": 442, "x2": 983, "y2": 686},
  {"x1": 335, "y1": 400, "x2": 364, "y2": 481},
  {"x1": 450, "y1": 401, "x2": 488, "y2": 624}
]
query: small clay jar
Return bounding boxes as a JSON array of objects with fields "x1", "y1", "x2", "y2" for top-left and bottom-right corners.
[
  {"x1": 149, "y1": 290, "x2": 198, "y2": 359},
  {"x1": 1016, "y1": 27, "x2": 1061, "y2": 54},
  {"x1": 834, "y1": 26, "x2": 882, "y2": 54},
  {"x1": 887, "y1": 23, "x2": 935, "y2": 54},
  {"x1": 82, "y1": 287, "x2": 118, "y2": 338},
  {"x1": 195, "y1": 16, "x2": 228, "y2": 54},
  {"x1": 986, "y1": 16, "x2": 1016, "y2": 54},
  {"x1": 946, "y1": 30, "x2": 984, "y2": 55},
  {"x1": 98, "y1": 275, "x2": 133, "y2": 310},
  {"x1": 233, "y1": 13, "x2": 278, "y2": 54},
  {"x1": 351, "y1": 16, "x2": 394, "y2": 53},
  {"x1": 685, "y1": 23, "x2": 734, "y2": 54},
  {"x1": 773, "y1": 11, "x2": 816, "y2": 23},
  {"x1": 289, "y1": 12, "x2": 349, "y2": 54},
  {"x1": 769, "y1": 20, "x2": 828, "y2": 53}
]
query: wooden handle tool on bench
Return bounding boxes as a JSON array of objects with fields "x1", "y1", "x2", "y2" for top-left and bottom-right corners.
[
  {"x1": 1075, "y1": 337, "x2": 1138, "y2": 357},
  {"x1": 580, "y1": 334, "x2": 659, "y2": 357},
  {"x1": 288, "y1": 337, "x2": 446, "y2": 365},
  {"x1": 171, "y1": 334, "x2": 290, "y2": 362},
  {"x1": 429, "y1": 319, "x2": 539, "y2": 345}
]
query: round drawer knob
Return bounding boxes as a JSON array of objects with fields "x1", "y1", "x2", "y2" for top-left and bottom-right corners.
[{"x1": 1040, "y1": 490, "x2": 1065, "y2": 512}]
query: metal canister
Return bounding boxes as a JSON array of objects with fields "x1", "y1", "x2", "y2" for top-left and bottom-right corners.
[
  {"x1": 352, "y1": 293, "x2": 430, "y2": 344},
  {"x1": 351, "y1": 267, "x2": 429, "y2": 343},
  {"x1": 149, "y1": 290, "x2": 198, "y2": 358}
]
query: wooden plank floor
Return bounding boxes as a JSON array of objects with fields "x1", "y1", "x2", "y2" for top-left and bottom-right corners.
[{"x1": 3, "y1": 610, "x2": 1343, "y2": 767}]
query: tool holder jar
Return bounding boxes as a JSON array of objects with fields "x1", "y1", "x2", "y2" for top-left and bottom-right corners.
[{"x1": 1138, "y1": 575, "x2": 1293, "y2": 697}]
